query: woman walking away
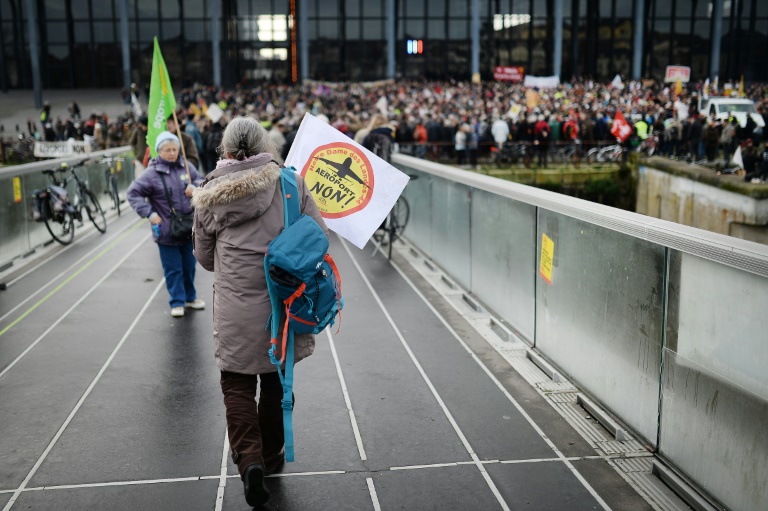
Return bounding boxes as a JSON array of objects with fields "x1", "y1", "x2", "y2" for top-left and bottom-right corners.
[
  {"x1": 127, "y1": 131, "x2": 205, "y2": 317},
  {"x1": 191, "y1": 117, "x2": 327, "y2": 508}
]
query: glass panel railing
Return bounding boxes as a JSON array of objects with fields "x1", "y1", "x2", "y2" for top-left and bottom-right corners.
[
  {"x1": 0, "y1": 148, "x2": 133, "y2": 269},
  {"x1": 392, "y1": 152, "x2": 768, "y2": 511},
  {"x1": 471, "y1": 189, "x2": 536, "y2": 341},
  {"x1": 659, "y1": 251, "x2": 768, "y2": 511},
  {"x1": 535, "y1": 209, "x2": 665, "y2": 444}
]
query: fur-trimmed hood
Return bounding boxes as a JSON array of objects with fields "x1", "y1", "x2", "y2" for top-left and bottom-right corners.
[{"x1": 191, "y1": 155, "x2": 281, "y2": 228}]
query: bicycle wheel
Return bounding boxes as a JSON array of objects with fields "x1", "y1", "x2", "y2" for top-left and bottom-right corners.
[
  {"x1": 387, "y1": 197, "x2": 410, "y2": 260},
  {"x1": 83, "y1": 190, "x2": 107, "y2": 233},
  {"x1": 44, "y1": 210, "x2": 75, "y2": 245},
  {"x1": 110, "y1": 175, "x2": 121, "y2": 215}
]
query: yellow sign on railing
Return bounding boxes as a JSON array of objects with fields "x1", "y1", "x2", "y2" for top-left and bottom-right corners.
[
  {"x1": 539, "y1": 233, "x2": 554, "y2": 285},
  {"x1": 12, "y1": 176, "x2": 21, "y2": 203}
]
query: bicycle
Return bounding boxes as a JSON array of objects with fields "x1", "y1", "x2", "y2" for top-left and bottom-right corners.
[
  {"x1": 100, "y1": 153, "x2": 125, "y2": 215},
  {"x1": 491, "y1": 143, "x2": 526, "y2": 167},
  {"x1": 372, "y1": 175, "x2": 417, "y2": 260},
  {"x1": 586, "y1": 143, "x2": 624, "y2": 163},
  {"x1": 638, "y1": 131, "x2": 660, "y2": 157},
  {"x1": 553, "y1": 140, "x2": 581, "y2": 165},
  {"x1": 34, "y1": 160, "x2": 107, "y2": 245}
]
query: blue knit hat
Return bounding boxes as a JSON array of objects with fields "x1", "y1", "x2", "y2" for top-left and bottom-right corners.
[{"x1": 155, "y1": 131, "x2": 180, "y2": 152}]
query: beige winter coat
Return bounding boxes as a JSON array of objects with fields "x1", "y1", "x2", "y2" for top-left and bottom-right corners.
[{"x1": 191, "y1": 154, "x2": 328, "y2": 374}]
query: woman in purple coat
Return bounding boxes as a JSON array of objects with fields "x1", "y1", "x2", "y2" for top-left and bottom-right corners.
[{"x1": 127, "y1": 131, "x2": 205, "y2": 317}]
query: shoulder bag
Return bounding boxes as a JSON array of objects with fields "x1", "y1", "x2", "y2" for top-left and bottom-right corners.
[{"x1": 159, "y1": 172, "x2": 194, "y2": 240}]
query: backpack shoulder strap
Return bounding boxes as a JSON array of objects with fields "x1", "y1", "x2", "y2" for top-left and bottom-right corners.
[
  {"x1": 266, "y1": 165, "x2": 302, "y2": 464},
  {"x1": 279, "y1": 167, "x2": 300, "y2": 227}
]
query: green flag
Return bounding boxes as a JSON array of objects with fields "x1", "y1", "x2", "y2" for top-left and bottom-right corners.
[{"x1": 146, "y1": 37, "x2": 176, "y2": 158}]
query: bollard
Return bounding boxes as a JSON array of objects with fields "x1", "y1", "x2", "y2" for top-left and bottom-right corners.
[{"x1": 0, "y1": 138, "x2": 5, "y2": 164}]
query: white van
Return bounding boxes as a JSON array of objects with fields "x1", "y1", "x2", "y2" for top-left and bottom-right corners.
[{"x1": 698, "y1": 97, "x2": 765, "y2": 129}]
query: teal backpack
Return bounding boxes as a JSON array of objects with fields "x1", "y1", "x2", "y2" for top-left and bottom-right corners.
[{"x1": 265, "y1": 167, "x2": 344, "y2": 462}]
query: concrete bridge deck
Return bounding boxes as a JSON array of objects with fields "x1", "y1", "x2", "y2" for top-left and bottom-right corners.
[{"x1": 0, "y1": 212, "x2": 674, "y2": 510}]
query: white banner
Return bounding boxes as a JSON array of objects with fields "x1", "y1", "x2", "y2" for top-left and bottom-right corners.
[
  {"x1": 285, "y1": 113, "x2": 410, "y2": 249},
  {"x1": 206, "y1": 103, "x2": 224, "y2": 123},
  {"x1": 131, "y1": 93, "x2": 143, "y2": 117},
  {"x1": 34, "y1": 138, "x2": 91, "y2": 158},
  {"x1": 523, "y1": 75, "x2": 560, "y2": 88}
]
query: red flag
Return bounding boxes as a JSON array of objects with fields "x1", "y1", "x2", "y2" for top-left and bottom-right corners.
[{"x1": 611, "y1": 111, "x2": 633, "y2": 142}]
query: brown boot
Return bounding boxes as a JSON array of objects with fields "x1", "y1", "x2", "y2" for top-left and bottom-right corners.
[{"x1": 264, "y1": 447, "x2": 286, "y2": 476}]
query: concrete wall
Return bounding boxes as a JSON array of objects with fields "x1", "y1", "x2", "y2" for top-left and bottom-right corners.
[{"x1": 636, "y1": 159, "x2": 768, "y2": 244}]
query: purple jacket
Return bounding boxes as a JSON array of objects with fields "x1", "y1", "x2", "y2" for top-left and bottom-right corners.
[{"x1": 127, "y1": 156, "x2": 203, "y2": 245}]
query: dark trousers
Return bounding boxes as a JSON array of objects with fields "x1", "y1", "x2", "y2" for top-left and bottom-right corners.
[{"x1": 220, "y1": 371, "x2": 285, "y2": 478}]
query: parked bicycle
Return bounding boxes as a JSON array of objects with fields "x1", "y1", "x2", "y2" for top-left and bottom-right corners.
[
  {"x1": 372, "y1": 175, "x2": 418, "y2": 260},
  {"x1": 491, "y1": 143, "x2": 527, "y2": 167},
  {"x1": 33, "y1": 160, "x2": 107, "y2": 245},
  {"x1": 586, "y1": 143, "x2": 624, "y2": 163},
  {"x1": 552, "y1": 140, "x2": 581, "y2": 164},
  {"x1": 100, "y1": 153, "x2": 125, "y2": 215},
  {"x1": 638, "y1": 131, "x2": 660, "y2": 157}
]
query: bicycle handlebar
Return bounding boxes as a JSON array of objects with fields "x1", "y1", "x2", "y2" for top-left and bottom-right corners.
[{"x1": 60, "y1": 158, "x2": 89, "y2": 170}]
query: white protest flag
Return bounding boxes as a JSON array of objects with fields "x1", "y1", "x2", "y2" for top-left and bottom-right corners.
[
  {"x1": 376, "y1": 95, "x2": 388, "y2": 116},
  {"x1": 206, "y1": 103, "x2": 224, "y2": 123},
  {"x1": 285, "y1": 113, "x2": 410, "y2": 249},
  {"x1": 732, "y1": 144, "x2": 744, "y2": 169},
  {"x1": 610, "y1": 74, "x2": 624, "y2": 90},
  {"x1": 131, "y1": 93, "x2": 143, "y2": 117}
]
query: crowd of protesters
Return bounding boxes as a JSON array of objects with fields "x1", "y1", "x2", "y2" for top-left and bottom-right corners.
[{"x1": 5, "y1": 77, "x2": 768, "y2": 182}]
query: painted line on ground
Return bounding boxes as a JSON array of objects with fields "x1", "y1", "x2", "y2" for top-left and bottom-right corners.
[
  {"x1": 1, "y1": 278, "x2": 165, "y2": 511},
  {"x1": 0, "y1": 219, "x2": 143, "y2": 337},
  {"x1": 214, "y1": 427, "x2": 230, "y2": 511},
  {"x1": 0, "y1": 234, "x2": 150, "y2": 381},
  {"x1": 340, "y1": 238, "x2": 511, "y2": 511},
  {"x1": 326, "y1": 329, "x2": 367, "y2": 461},
  {"x1": 224, "y1": 470, "x2": 347, "y2": 479},
  {"x1": 381, "y1": 242, "x2": 613, "y2": 511},
  {"x1": 366, "y1": 478, "x2": 382, "y2": 511},
  {"x1": 0, "y1": 455, "x2": 611, "y2": 496},
  {"x1": 2, "y1": 224, "x2": 99, "y2": 286},
  {"x1": 0, "y1": 218, "x2": 139, "y2": 323},
  {"x1": 3, "y1": 215, "x2": 136, "y2": 289}
]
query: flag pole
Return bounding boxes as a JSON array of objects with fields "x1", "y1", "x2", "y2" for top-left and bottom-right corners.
[{"x1": 171, "y1": 109, "x2": 192, "y2": 183}]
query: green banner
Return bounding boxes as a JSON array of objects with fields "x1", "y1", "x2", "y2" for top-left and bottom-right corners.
[{"x1": 146, "y1": 37, "x2": 176, "y2": 158}]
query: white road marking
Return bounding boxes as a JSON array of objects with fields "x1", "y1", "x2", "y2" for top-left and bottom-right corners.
[
  {"x1": 214, "y1": 428, "x2": 231, "y2": 511},
  {"x1": 0, "y1": 455, "x2": 610, "y2": 496},
  {"x1": 366, "y1": 478, "x2": 382, "y2": 511},
  {"x1": 380, "y1": 243, "x2": 614, "y2": 511},
  {"x1": 341, "y1": 239, "x2": 511, "y2": 511},
  {"x1": 1, "y1": 278, "x2": 166, "y2": 511},
  {"x1": 326, "y1": 329, "x2": 367, "y2": 461},
  {"x1": 0, "y1": 217, "x2": 139, "y2": 321},
  {"x1": 0, "y1": 234, "x2": 150, "y2": 381}
]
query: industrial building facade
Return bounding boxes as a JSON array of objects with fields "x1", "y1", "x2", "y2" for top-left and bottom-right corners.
[{"x1": 0, "y1": 0, "x2": 766, "y2": 92}]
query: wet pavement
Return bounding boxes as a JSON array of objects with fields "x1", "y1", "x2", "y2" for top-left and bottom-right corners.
[{"x1": 0, "y1": 211, "x2": 659, "y2": 510}]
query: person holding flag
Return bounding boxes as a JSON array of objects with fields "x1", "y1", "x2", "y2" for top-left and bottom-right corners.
[
  {"x1": 611, "y1": 110, "x2": 634, "y2": 161},
  {"x1": 127, "y1": 38, "x2": 204, "y2": 318},
  {"x1": 192, "y1": 117, "x2": 327, "y2": 506}
]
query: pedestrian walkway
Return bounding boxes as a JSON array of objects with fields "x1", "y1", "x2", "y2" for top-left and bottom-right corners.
[{"x1": 0, "y1": 212, "x2": 677, "y2": 510}]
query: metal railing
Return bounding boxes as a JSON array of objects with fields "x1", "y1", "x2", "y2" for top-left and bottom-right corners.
[
  {"x1": 0, "y1": 146, "x2": 134, "y2": 271},
  {"x1": 393, "y1": 152, "x2": 768, "y2": 511}
]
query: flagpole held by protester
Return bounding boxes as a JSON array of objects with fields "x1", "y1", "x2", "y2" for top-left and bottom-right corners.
[{"x1": 146, "y1": 37, "x2": 190, "y2": 183}]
